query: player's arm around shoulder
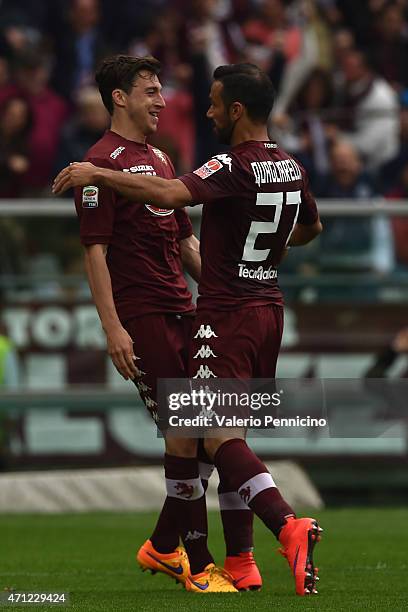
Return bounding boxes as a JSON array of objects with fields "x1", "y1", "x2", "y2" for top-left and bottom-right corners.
[
  {"x1": 54, "y1": 161, "x2": 192, "y2": 209},
  {"x1": 98, "y1": 170, "x2": 192, "y2": 209}
]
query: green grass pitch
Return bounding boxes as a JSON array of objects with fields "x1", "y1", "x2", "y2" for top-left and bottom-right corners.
[{"x1": 2, "y1": 508, "x2": 407, "y2": 611}]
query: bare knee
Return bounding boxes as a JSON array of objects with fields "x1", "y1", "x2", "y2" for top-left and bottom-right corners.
[
  {"x1": 203, "y1": 437, "x2": 227, "y2": 461},
  {"x1": 204, "y1": 432, "x2": 245, "y2": 461},
  {"x1": 165, "y1": 436, "x2": 198, "y2": 457}
]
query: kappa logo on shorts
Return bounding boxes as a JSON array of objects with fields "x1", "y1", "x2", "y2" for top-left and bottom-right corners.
[
  {"x1": 193, "y1": 365, "x2": 217, "y2": 379},
  {"x1": 198, "y1": 384, "x2": 212, "y2": 394},
  {"x1": 137, "y1": 381, "x2": 152, "y2": 394},
  {"x1": 151, "y1": 409, "x2": 159, "y2": 423},
  {"x1": 145, "y1": 396, "x2": 157, "y2": 409},
  {"x1": 194, "y1": 325, "x2": 218, "y2": 339},
  {"x1": 193, "y1": 344, "x2": 217, "y2": 359},
  {"x1": 82, "y1": 185, "x2": 99, "y2": 208}
]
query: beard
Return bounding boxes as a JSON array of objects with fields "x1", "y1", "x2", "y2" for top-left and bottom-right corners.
[{"x1": 214, "y1": 118, "x2": 236, "y2": 145}]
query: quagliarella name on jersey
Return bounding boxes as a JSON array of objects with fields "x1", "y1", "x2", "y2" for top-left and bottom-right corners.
[
  {"x1": 238, "y1": 264, "x2": 277, "y2": 280},
  {"x1": 251, "y1": 158, "x2": 301, "y2": 186}
]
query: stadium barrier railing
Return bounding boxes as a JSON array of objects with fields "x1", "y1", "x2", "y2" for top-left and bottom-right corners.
[{"x1": 0, "y1": 198, "x2": 407, "y2": 216}]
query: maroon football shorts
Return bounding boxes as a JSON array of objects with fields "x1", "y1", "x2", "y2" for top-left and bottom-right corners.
[
  {"x1": 188, "y1": 304, "x2": 283, "y2": 379},
  {"x1": 125, "y1": 313, "x2": 193, "y2": 422}
]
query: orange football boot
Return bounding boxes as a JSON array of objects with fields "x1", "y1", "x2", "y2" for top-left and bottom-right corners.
[
  {"x1": 278, "y1": 517, "x2": 322, "y2": 595},
  {"x1": 224, "y1": 552, "x2": 262, "y2": 591},
  {"x1": 185, "y1": 563, "x2": 238, "y2": 592},
  {"x1": 137, "y1": 539, "x2": 189, "y2": 584}
]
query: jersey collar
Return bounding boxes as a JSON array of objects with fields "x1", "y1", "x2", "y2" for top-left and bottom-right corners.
[{"x1": 107, "y1": 130, "x2": 149, "y2": 150}]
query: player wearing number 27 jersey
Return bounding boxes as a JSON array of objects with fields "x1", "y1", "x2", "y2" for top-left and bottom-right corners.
[
  {"x1": 179, "y1": 142, "x2": 318, "y2": 379},
  {"x1": 180, "y1": 142, "x2": 317, "y2": 313}
]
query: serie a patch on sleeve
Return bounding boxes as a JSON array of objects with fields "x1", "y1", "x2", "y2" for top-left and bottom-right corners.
[
  {"x1": 82, "y1": 186, "x2": 99, "y2": 208},
  {"x1": 193, "y1": 158, "x2": 223, "y2": 179}
]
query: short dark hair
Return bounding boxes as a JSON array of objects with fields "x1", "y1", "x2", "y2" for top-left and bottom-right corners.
[
  {"x1": 213, "y1": 63, "x2": 275, "y2": 123},
  {"x1": 95, "y1": 54, "x2": 161, "y2": 115}
]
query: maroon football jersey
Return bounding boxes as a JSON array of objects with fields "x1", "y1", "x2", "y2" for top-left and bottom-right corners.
[
  {"x1": 179, "y1": 141, "x2": 318, "y2": 310},
  {"x1": 74, "y1": 130, "x2": 194, "y2": 322}
]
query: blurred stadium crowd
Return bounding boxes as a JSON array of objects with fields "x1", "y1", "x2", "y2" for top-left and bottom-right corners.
[{"x1": 0, "y1": 0, "x2": 408, "y2": 277}]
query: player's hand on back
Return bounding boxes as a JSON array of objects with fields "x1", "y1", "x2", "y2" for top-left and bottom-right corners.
[
  {"x1": 52, "y1": 162, "x2": 98, "y2": 194},
  {"x1": 105, "y1": 324, "x2": 140, "y2": 380}
]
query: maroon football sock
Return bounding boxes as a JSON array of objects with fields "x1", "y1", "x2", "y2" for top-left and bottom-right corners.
[
  {"x1": 218, "y1": 479, "x2": 254, "y2": 556},
  {"x1": 197, "y1": 439, "x2": 254, "y2": 556},
  {"x1": 150, "y1": 497, "x2": 180, "y2": 554},
  {"x1": 214, "y1": 439, "x2": 295, "y2": 538},
  {"x1": 159, "y1": 453, "x2": 213, "y2": 574}
]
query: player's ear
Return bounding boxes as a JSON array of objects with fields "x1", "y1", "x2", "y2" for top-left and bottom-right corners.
[
  {"x1": 112, "y1": 89, "x2": 126, "y2": 109},
  {"x1": 230, "y1": 101, "x2": 244, "y2": 121}
]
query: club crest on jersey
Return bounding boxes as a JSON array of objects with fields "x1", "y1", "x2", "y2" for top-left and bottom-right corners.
[
  {"x1": 193, "y1": 158, "x2": 223, "y2": 179},
  {"x1": 82, "y1": 186, "x2": 99, "y2": 208},
  {"x1": 152, "y1": 148, "x2": 167, "y2": 164},
  {"x1": 145, "y1": 204, "x2": 174, "y2": 216}
]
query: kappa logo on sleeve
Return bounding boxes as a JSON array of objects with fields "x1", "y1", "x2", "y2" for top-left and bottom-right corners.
[
  {"x1": 82, "y1": 186, "x2": 99, "y2": 208},
  {"x1": 213, "y1": 154, "x2": 232, "y2": 172}
]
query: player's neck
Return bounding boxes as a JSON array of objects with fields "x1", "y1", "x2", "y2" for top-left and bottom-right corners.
[
  {"x1": 110, "y1": 117, "x2": 147, "y2": 145},
  {"x1": 231, "y1": 124, "x2": 269, "y2": 147}
]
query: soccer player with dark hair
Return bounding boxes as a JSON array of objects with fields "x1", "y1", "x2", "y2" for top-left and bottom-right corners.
[
  {"x1": 54, "y1": 62, "x2": 323, "y2": 596},
  {"x1": 67, "y1": 54, "x2": 240, "y2": 592}
]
